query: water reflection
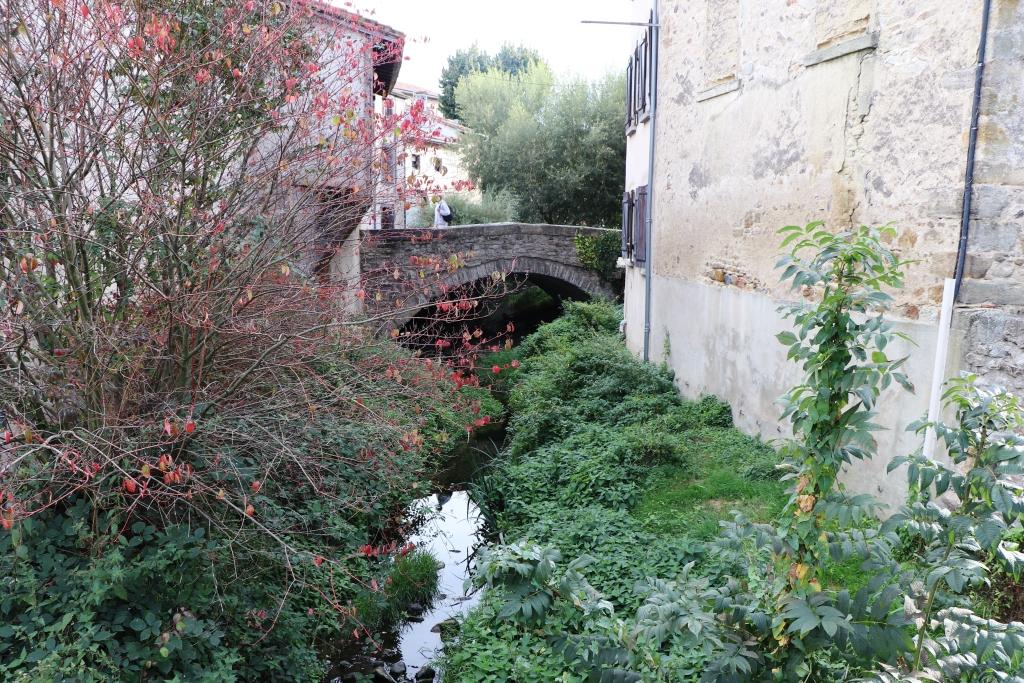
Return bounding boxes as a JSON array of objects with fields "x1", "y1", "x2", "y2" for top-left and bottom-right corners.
[{"x1": 398, "y1": 490, "x2": 483, "y2": 677}]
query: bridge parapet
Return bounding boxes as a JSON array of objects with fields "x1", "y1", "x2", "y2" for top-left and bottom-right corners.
[{"x1": 358, "y1": 223, "x2": 618, "y2": 326}]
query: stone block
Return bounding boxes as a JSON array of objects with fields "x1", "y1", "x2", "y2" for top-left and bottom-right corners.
[
  {"x1": 959, "y1": 279, "x2": 1024, "y2": 306},
  {"x1": 968, "y1": 219, "x2": 1021, "y2": 252}
]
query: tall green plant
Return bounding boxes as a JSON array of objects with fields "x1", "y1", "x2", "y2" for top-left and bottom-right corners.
[{"x1": 775, "y1": 222, "x2": 913, "y2": 584}]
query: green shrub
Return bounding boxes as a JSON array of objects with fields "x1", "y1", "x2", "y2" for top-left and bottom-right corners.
[
  {"x1": 447, "y1": 190, "x2": 519, "y2": 225},
  {"x1": 389, "y1": 550, "x2": 442, "y2": 609},
  {"x1": 1, "y1": 504, "x2": 239, "y2": 682},
  {"x1": 350, "y1": 550, "x2": 441, "y2": 633},
  {"x1": 573, "y1": 230, "x2": 622, "y2": 280}
]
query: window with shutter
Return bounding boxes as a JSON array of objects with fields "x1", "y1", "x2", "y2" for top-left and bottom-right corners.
[
  {"x1": 621, "y1": 191, "x2": 633, "y2": 258},
  {"x1": 633, "y1": 185, "x2": 648, "y2": 265},
  {"x1": 624, "y1": 13, "x2": 654, "y2": 132}
]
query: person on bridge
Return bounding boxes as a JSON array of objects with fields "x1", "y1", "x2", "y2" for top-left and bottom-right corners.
[{"x1": 433, "y1": 197, "x2": 452, "y2": 228}]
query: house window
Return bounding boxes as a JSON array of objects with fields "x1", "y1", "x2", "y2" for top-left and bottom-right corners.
[
  {"x1": 625, "y1": 13, "x2": 653, "y2": 131},
  {"x1": 621, "y1": 185, "x2": 649, "y2": 263},
  {"x1": 633, "y1": 185, "x2": 648, "y2": 265},
  {"x1": 411, "y1": 154, "x2": 420, "y2": 171}
]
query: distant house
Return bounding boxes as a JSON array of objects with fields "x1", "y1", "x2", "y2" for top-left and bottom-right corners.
[
  {"x1": 620, "y1": 1, "x2": 1024, "y2": 504},
  {"x1": 389, "y1": 83, "x2": 474, "y2": 227}
]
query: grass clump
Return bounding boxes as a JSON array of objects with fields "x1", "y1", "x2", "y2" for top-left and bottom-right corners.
[
  {"x1": 351, "y1": 550, "x2": 441, "y2": 632},
  {"x1": 634, "y1": 467, "x2": 787, "y2": 539}
]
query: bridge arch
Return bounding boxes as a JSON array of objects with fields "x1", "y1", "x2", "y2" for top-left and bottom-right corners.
[{"x1": 358, "y1": 223, "x2": 618, "y2": 328}]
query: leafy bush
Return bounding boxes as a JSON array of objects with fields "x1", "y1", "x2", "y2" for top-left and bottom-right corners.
[
  {"x1": 448, "y1": 190, "x2": 520, "y2": 225},
  {"x1": 883, "y1": 375, "x2": 1024, "y2": 677},
  {"x1": 573, "y1": 230, "x2": 622, "y2": 280},
  {"x1": 1, "y1": 505, "x2": 241, "y2": 682}
]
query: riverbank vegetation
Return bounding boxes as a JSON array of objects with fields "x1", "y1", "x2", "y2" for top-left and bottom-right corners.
[
  {"x1": 441, "y1": 224, "x2": 1024, "y2": 681},
  {"x1": 441, "y1": 300, "x2": 787, "y2": 680},
  {"x1": 0, "y1": 1, "x2": 496, "y2": 679}
]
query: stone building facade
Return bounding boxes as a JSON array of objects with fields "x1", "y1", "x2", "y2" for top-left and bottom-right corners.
[{"x1": 620, "y1": 0, "x2": 1024, "y2": 506}]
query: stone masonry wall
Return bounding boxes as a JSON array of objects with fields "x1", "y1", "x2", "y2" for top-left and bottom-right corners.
[{"x1": 956, "y1": 0, "x2": 1024, "y2": 396}]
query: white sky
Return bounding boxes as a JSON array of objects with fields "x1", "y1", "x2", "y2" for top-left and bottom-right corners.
[{"x1": 349, "y1": 1, "x2": 644, "y2": 90}]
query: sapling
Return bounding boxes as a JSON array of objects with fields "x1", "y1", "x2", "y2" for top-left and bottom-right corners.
[{"x1": 886, "y1": 375, "x2": 1024, "y2": 676}]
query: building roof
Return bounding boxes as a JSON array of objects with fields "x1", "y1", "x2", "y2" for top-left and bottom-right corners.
[
  {"x1": 392, "y1": 82, "x2": 440, "y2": 100},
  {"x1": 297, "y1": 1, "x2": 404, "y2": 95},
  {"x1": 299, "y1": 0, "x2": 403, "y2": 41}
]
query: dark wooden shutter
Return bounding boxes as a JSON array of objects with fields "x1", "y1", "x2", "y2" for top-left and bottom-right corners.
[
  {"x1": 646, "y1": 13, "x2": 654, "y2": 113},
  {"x1": 625, "y1": 60, "x2": 634, "y2": 129},
  {"x1": 621, "y1": 191, "x2": 633, "y2": 257},
  {"x1": 633, "y1": 186, "x2": 648, "y2": 264}
]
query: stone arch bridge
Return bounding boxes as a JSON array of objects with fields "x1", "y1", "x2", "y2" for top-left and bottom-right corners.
[{"x1": 359, "y1": 223, "x2": 618, "y2": 326}]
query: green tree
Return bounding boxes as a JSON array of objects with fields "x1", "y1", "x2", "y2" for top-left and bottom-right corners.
[
  {"x1": 456, "y1": 65, "x2": 626, "y2": 227},
  {"x1": 438, "y1": 43, "x2": 541, "y2": 120}
]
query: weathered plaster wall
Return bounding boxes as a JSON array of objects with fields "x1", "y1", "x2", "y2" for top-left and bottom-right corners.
[
  {"x1": 623, "y1": 121, "x2": 650, "y2": 355},
  {"x1": 636, "y1": 0, "x2": 1024, "y2": 501},
  {"x1": 654, "y1": 0, "x2": 982, "y2": 313}
]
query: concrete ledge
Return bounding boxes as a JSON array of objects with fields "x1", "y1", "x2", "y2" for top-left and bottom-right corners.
[
  {"x1": 697, "y1": 78, "x2": 741, "y2": 102},
  {"x1": 803, "y1": 33, "x2": 878, "y2": 67}
]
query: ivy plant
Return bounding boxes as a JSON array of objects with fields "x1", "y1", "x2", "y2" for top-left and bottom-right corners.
[{"x1": 574, "y1": 230, "x2": 623, "y2": 281}]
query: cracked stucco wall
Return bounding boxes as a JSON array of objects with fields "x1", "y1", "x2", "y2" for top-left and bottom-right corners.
[
  {"x1": 652, "y1": 0, "x2": 985, "y2": 317},
  {"x1": 625, "y1": 0, "x2": 1024, "y2": 504}
]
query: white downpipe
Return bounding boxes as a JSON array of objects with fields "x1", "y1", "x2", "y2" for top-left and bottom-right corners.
[{"x1": 923, "y1": 278, "x2": 956, "y2": 459}]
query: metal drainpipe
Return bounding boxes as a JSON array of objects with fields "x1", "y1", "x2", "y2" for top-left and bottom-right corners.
[
  {"x1": 642, "y1": 0, "x2": 659, "y2": 362},
  {"x1": 953, "y1": 0, "x2": 992, "y2": 300}
]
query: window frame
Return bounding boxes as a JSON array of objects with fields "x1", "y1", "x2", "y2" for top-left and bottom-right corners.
[{"x1": 625, "y1": 13, "x2": 654, "y2": 133}]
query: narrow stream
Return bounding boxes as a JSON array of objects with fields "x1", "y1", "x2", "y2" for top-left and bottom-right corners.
[
  {"x1": 397, "y1": 491, "x2": 483, "y2": 677},
  {"x1": 327, "y1": 433, "x2": 500, "y2": 682}
]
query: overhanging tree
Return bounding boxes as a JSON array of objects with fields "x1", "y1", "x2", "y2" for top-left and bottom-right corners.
[{"x1": 0, "y1": 0, "x2": 503, "y2": 676}]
